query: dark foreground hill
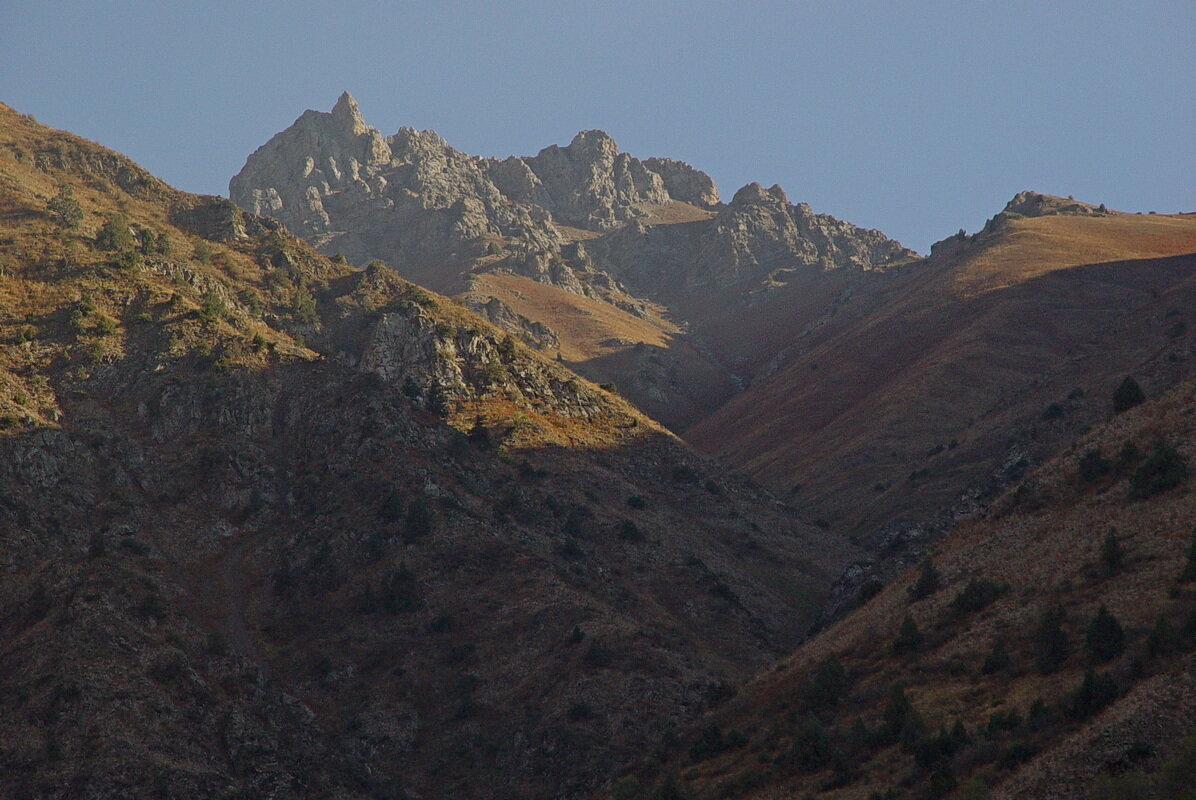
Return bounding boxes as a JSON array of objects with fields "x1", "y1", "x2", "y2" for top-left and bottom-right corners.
[
  {"x1": 614, "y1": 373, "x2": 1195, "y2": 800},
  {"x1": 0, "y1": 103, "x2": 857, "y2": 800}
]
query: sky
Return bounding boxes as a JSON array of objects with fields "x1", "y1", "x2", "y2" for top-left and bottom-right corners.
[{"x1": 2, "y1": 1, "x2": 1193, "y2": 253}]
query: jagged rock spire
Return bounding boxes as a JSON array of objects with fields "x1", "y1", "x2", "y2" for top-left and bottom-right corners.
[{"x1": 329, "y1": 91, "x2": 368, "y2": 136}]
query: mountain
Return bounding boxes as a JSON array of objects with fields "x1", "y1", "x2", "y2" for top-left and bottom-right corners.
[
  {"x1": 617, "y1": 373, "x2": 1195, "y2": 799},
  {"x1": 687, "y1": 194, "x2": 1196, "y2": 564},
  {"x1": 0, "y1": 103, "x2": 857, "y2": 800},
  {"x1": 230, "y1": 94, "x2": 915, "y2": 430}
]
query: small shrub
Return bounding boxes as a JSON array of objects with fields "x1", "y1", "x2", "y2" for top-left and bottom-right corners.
[
  {"x1": 1129, "y1": 443, "x2": 1188, "y2": 499},
  {"x1": 198, "y1": 291, "x2": 226, "y2": 324},
  {"x1": 1078, "y1": 449, "x2": 1112, "y2": 482},
  {"x1": 1027, "y1": 698, "x2": 1050, "y2": 731},
  {"x1": 47, "y1": 185, "x2": 83, "y2": 229},
  {"x1": 998, "y1": 741, "x2": 1037, "y2": 769},
  {"x1": 618, "y1": 520, "x2": 645, "y2": 542},
  {"x1": 583, "y1": 641, "x2": 613, "y2": 668},
  {"x1": 802, "y1": 656, "x2": 850, "y2": 712},
  {"x1": 950, "y1": 578, "x2": 1005, "y2": 615},
  {"x1": 1041, "y1": 402, "x2": 1064, "y2": 421},
  {"x1": 908, "y1": 558, "x2": 942, "y2": 601},
  {"x1": 779, "y1": 716, "x2": 837, "y2": 773},
  {"x1": 703, "y1": 680, "x2": 736, "y2": 707},
  {"x1": 984, "y1": 708, "x2": 1022, "y2": 738},
  {"x1": 94, "y1": 314, "x2": 118, "y2": 336},
  {"x1": 856, "y1": 578, "x2": 884, "y2": 605},
  {"x1": 1036, "y1": 603, "x2": 1069, "y2": 674},
  {"x1": 879, "y1": 686, "x2": 924, "y2": 747},
  {"x1": 1115, "y1": 441, "x2": 1141, "y2": 471},
  {"x1": 1112, "y1": 376, "x2": 1145, "y2": 414},
  {"x1": 1147, "y1": 615, "x2": 1179, "y2": 658},
  {"x1": 625, "y1": 494, "x2": 647, "y2": 509},
  {"x1": 1100, "y1": 529, "x2": 1124, "y2": 575},
  {"x1": 192, "y1": 240, "x2": 213, "y2": 265},
  {"x1": 378, "y1": 490, "x2": 404, "y2": 521},
  {"x1": 1179, "y1": 529, "x2": 1196, "y2": 583},
  {"x1": 354, "y1": 566, "x2": 420, "y2": 614},
  {"x1": 688, "y1": 723, "x2": 745, "y2": 762},
  {"x1": 671, "y1": 465, "x2": 699, "y2": 484},
  {"x1": 893, "y1": 615, "x2": 923, "y2": 653},
  {"x1": 114, "y1": 249, "x2": 141, "y2": 271},
  {"x1": 1086, "y1": 605, "x2": 1126, "y2": 662},
  {"x1": 292, "y1": 284, "x2": 318, "y2": 324},
  {"x1": 1067, "y1": 668, "x2": 1118, "y2": 719},
  {"x1": 981, "y1": 639, "x2": 1011, "y2": 674},
  {"x1": 404, "y1": 498, "x2": 432, "y2": 541},
  {"x1": 96, "y1": 213, "x2": 133, "y2": 251}
]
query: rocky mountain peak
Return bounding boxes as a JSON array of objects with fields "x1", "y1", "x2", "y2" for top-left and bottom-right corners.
[
  {"x1": 564, "y1": 128, "x2": 619, "y2": 159},
  {"x1": 330, "y1": 90, "x2": 368, "y2": 136},
  {"x1": 730, "y1": 181, "x2": 789, "y2": 206}
]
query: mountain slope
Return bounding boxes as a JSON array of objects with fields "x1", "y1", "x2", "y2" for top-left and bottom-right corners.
[
  {"x1": 230, "y1": 95, "x2": 914, "y2": 430},
  {"x1": 0, "y1": 103, "x2": 858, "y2": 800},
  {"x1": 618, "y1": 373, "x2": 1196, "y2": 800},
  {"x1": 687, "y1": 196, "x2": 1196, "y2": 555}
]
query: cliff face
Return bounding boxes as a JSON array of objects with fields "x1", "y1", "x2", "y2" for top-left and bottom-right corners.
[{"x1": 0, "y1": 103, "x2": 859, "y2": 800}]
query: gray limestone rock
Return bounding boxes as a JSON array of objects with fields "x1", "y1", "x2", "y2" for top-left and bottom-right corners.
[{"x1": 643, "y1": 157, "x2": 719, "y2": 206}]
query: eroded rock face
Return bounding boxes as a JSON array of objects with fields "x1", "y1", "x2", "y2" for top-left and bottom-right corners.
[{"x1": 586, "y1": 181, "x2": 916, "y2": 298}]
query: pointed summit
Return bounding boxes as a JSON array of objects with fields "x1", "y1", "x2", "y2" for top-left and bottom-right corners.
[{"x1": 330, "y1": 91, "x2": 367, "y2": 136}]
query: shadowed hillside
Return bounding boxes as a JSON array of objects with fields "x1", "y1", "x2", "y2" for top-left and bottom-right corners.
[
  {"x1": 615, "y1": 373, "x2": 1196, "y2": 800},
  {"x1": 0, "y1": 103, "x2": 857, "y2": 800}
]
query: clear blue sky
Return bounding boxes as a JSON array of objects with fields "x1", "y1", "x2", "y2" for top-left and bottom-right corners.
[{"x1": 2, "y1": 1, "x2": 1193, "y2": 253}]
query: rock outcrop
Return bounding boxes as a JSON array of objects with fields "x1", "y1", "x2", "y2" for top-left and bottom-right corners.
[{"x1": 586, "y1": 180, "x2": 916, "y2": 299}]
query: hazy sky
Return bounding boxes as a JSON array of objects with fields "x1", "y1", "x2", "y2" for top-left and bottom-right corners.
[{"x1": 3, "y1": 1, "x2": 1192, "y2": 252}]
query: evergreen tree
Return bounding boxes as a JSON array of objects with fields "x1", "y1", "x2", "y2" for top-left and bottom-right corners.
[
  {"x1": 1036, "y1": 604, "x2": 1069, "y2": 674},
  {"x1": 1067, "y1": 668, "x2": 1118, "y2": 719},
  {"x1": 909, "y1": 558, "x2": 941, "y2": 600},
  {"x1": 893, "y1": 615, "x2": 923, "y2": 653},
  {"x1": 1085, "y1": 605, "x2": 1125, "y2": 662},
  {"x1": 1111, "y1": 376, "x2": 1145, "y2": 414},
  {"x1": 1100, "y1": 529, "x2": 1124, "y2": 575},
  {"x1": 982, "y1": 638, "x2": 1011, "y2": 674}
]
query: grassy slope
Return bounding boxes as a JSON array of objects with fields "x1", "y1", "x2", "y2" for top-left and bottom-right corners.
[
  {"x1": 686, "y1": 209, "x2": 1196, "y2": 544},
  {"x1": 617, "y1": 375, "x2": 1196, "y2": 800}
]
